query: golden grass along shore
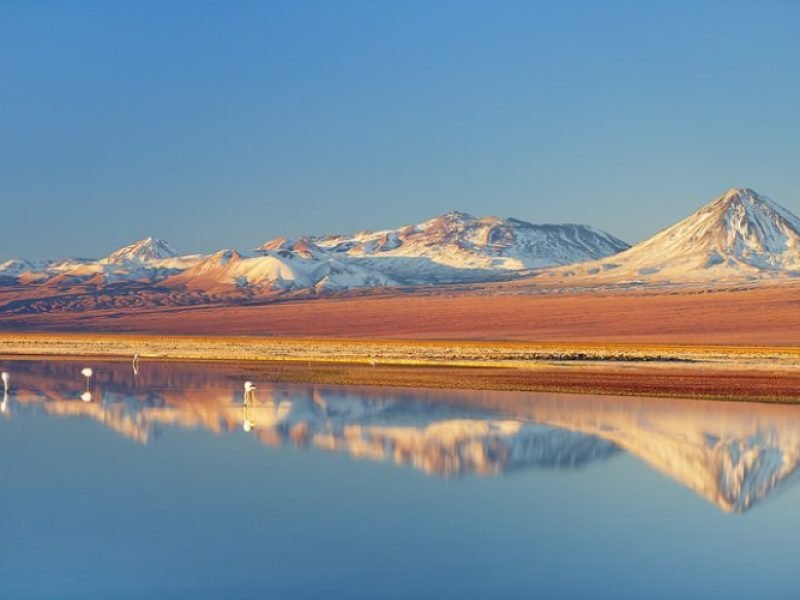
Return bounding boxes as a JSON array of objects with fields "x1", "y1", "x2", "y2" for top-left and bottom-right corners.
[
  {"x1": 2, "y1": 332, "x2": 800, "y2": 368},
  {"x1": 2, "y1": 332, "x2": 800, "y2": 403}
]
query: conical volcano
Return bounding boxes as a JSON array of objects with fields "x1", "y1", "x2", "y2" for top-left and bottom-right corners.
[{"x1": 548, "y1": 188, "x2": 800, "y2": 284}]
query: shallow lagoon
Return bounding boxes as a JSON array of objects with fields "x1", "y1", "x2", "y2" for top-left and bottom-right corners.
[{"x1": 2, "y1": 360, "x2": 800, "y2": 599}]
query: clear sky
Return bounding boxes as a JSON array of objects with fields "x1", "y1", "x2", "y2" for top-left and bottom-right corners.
[{"x1": 2, "y1": 0, "x2": 799, "y2": 260}]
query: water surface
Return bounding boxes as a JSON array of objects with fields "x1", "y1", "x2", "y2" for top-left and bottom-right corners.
[{"x1": 2, "y1": 360, "x2": 800, "y2": 598}]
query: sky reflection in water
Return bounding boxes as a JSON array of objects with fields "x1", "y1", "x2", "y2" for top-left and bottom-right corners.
[{"x1": 2, "y1": 360, "x2": 800, "y2": 599}]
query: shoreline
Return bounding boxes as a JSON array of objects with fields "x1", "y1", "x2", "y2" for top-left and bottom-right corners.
[{"x1": 2, "y1": 333, "x2": 800, "y2": 403}]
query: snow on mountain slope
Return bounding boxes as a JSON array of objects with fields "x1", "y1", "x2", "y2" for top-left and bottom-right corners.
[
  {"x1": 167, "y1": 248, "x2": 396, "y2": 293},
  {"x1": 104, "y1": 237, "x2": 179, "y2": 264},
  {"x1": 0, "y1": 214, "x2": 627, "y2": 298},
  {"x1": 6, "y1": 190, "x2": 800, "y2": 304},
  {"x1": 257, "y1": 211, "x2": 629, "y2": 284},
  {"x1": 0, "y1": 258, "x2": 52, "y2": 278},
  {"x1": 544, "y1": 188, "x2": 800, "y2": 285},
  {"x1": 258, "y1": 236, "x2": 323, "y2": 258},
  {"x1": 0, "y1": 238, "x2": 199, "y2": 286}
]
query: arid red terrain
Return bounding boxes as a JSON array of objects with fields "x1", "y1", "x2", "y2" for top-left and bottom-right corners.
[{"x1": 1, "y1": 282, "x2": 800, "y2": 345}]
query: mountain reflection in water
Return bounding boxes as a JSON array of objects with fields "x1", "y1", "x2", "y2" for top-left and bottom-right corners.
[{"x1": 3, "y1": 359, "x2": 800, "y2": 513}]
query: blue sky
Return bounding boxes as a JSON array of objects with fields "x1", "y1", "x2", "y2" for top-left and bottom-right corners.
[{"x1": 2, "y1": 0, "x2": 799, "y2": 260}]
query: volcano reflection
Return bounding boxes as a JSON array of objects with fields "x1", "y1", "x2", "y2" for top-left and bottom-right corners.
[{"x1": 4, "y1": 360, "x2": 800, "y2": 513}]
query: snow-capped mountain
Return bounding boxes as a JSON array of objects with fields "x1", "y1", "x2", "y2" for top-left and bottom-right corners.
[
  {"x1": 3, "y1": 189, "x2": 800, "y2": 315},
  {"x1": 0, "y1": 258, "x2": 52, "y2": 278},
  {"x1": 259, "y1": 211, "x2": 629, "y2": 284},
  {"x1": 167, "y1": 248, "x2": 396, "y2": 293},
  {"x1": 544, "y1": 188, "x2": 800, "y2": 285},
  {"x1": 103, "y1": 236, "x2": 179, "y2": 264},
  {"x1": 0, "y1": 213, "x2": 628, "y2": 306},
  {"x1": 0, "y1": 237, "x2": 195, "y2": 286}
]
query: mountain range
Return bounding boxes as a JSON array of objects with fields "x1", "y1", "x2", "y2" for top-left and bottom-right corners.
[{"x1": 1, "y1": 187, "x2": 799, "y2": 313}]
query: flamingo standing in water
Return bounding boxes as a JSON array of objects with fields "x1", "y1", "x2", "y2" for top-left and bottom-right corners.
[{"x1": 132, "y1": 354, "x2": 140, "y2": 376}]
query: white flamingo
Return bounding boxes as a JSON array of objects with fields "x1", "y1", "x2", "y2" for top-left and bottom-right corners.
[{"x1": 132, "y1": 353, "x2": 140, "y2": 376}]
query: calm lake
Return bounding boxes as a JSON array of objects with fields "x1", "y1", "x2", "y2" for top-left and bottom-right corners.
[{"x1": 1, "y1": 360, "x2": 800, "y2": 599}]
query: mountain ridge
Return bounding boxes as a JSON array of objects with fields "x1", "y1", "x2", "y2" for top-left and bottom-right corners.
[
  {"x1": 2, "y1": 188, "x2": 800, "y2": 316},
  {"x1": 536, "y1": 187, "x2": 800, "y2": 286},
  {"x1": 0, "y1": 212, "x2": 629, "y2": 299}
]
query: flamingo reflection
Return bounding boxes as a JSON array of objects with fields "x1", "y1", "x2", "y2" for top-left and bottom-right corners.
[
  {"x1": 1, "y1": 371, "x2": 9, "y2": 414},
  {"x1": 243, "y1": 381, "x2": 256, "y2": 432}
]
